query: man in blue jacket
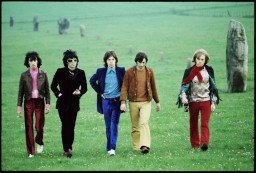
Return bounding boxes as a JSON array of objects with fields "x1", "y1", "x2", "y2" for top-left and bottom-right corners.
[{"x1": 90, "y1": 50, "x2": 125, "y2": 156}]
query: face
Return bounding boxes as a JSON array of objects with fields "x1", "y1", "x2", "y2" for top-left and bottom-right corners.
[
  {"x1": 195, "y1": 54, "x2": 205, "y2": 67},
  {"x1": 28, "y1": 58, "x2": 38, "y2": 69},
  {"x1": 67, "y1": 58, "x2": 77, "y2": 71},
  {"x1": 136, "y1": 58, "x2": 147, "y2": 71},
  {"x1": 107, "y1": 56, "x2": 116, "y2": 69}
]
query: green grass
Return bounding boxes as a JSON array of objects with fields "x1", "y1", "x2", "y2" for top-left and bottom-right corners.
[{"x1": 1, "y1": 2, "x2": 254, "y2": 171}]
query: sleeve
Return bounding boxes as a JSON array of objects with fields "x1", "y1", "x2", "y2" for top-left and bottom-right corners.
[
  {"x1": 44, "y1": 72, "x2": 50, "y2": 104},
  {"x1": 79, "y1": 70, "x2": 88, "y2": 96},
  {"x1": 51, "y1": 69, "x2": 61, "y2": 98},
  {"x1": 17, "y1": 73, "x2": 24, "y2": 106},
  {"x1": 120, "y1": 71, "x2": 129, "y2": 103},
  {"x1": 89, "y1": 69, "x2": 101, "y2": 94},
  {"x1": 150, "y1": 68, "x2": 160, "y2": 103}
]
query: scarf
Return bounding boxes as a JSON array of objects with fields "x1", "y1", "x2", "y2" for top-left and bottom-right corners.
[{"x1": 182, "y1": 65, "x2": 204, "y2": 85}]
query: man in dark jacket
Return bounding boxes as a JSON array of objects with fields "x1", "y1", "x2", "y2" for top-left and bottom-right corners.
[
  {"x1": 17, "y1": 51, "x2": 50, "y2": 158},
  {"x1": 90, "y1": 50, "x2": 125, "y2": 156},
  {"x1": 51, "y1": 49, "x2": 87, "y2": 158}
]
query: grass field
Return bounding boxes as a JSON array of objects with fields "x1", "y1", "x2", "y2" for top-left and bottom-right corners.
[{"x1": 1, "y1": 2, "x2": 254, "y2": 171}]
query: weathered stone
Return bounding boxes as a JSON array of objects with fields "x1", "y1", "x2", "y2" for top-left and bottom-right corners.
[
  {"x1": 186, "y1": 57, "x2": 193, "y2": 69},
  {"x1": 80, "y1": 24, "x2": 85, "y2": 37},
  {"x1": 33, "y1": 16, "x2": 39, "y2": 31},
  {"x1": 58, "y1": 18, "x2": 69, "y2": 35},
  {"x1": 10, "y1": 16, "x2": 14, "y2": 27},
  {"x1": 226, "y1": 20, "x2": 248, "y2": 92}
]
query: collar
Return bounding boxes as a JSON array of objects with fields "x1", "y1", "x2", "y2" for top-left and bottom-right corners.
[{"x1": 107, "y1": 67, "x2": 116, "y2": 73}]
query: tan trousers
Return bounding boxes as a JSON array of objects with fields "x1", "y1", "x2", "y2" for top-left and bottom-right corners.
[{"x1": 129, "y1": 101, "x2": 151, "y2": 150}]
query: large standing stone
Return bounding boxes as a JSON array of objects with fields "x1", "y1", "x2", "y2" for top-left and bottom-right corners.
[{"x1": 226, "y1": 20, "x2": 248, "y2": 92}]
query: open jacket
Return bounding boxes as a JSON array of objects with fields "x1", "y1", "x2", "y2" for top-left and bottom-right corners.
[
  {"x1": 17, "y1": 69, "x2": 50, "y2": 106},
  {"x1": 51, "y1": 67, "x2": 87, "y2": 111},
  {"x1": 90, "y1": 67, "x2": 126, "y2": 114},
  {"x1": 120, "y1": 66, "x2": 160, "y2": 104},
  {"x1": 176, "y1": 65, "x2": 220, "y2": 108}
]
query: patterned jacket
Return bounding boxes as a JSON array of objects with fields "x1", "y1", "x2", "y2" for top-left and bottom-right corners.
[{"x1": 176, "y1": 65, "x2": 220, "y2": 108}]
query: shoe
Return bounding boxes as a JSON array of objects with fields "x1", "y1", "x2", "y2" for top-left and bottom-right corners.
[
  {"x1": 200, "y1": 144, "x2": 208, "y2": 151},
  {"x1": 37, "y1": 145, "x2": 44, "y2": 153},
  {"x1": 141, "y1": 146, "x2": 149, "y2": 154},
  {"x1": 108, "y1": 149, "x2": 115, "y2": 156},
  {"x1": 28, "y1": 154, "x2": 34, "y2": 158},
  {"x1": 63, "y1": 149, "x2": 72, "y2": 158}
]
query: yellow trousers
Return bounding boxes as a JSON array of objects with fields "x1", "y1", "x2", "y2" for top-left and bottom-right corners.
[{"x1": 129, "y1": 101, "x2": 151, "y2": 150}]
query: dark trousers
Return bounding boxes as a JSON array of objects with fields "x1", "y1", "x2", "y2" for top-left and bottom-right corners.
[
  {"x1": 189, "y1": 100, "x2": 211, "y2": 148},
  {"x1": 58, "y1": 109, "x2": 78, "y2": 152},
  {"x1": 102, "y1": 98, "x2": 121, "y2": 151},
  {"x1": 24, "y1": 98, "x2": 45, "y2": 155}
]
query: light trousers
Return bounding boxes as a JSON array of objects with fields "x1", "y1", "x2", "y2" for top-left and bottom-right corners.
[{"x1": 129, "y1": 101, "x2": 151, "y2": 150}]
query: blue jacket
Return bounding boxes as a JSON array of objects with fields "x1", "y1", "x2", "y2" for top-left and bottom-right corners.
[{"x1": 90, "y1": 67, "x2": 125, "y2": 114}]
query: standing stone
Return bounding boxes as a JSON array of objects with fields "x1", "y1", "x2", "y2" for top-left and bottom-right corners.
[
  {"x1": 186, "y1": 58, "x2": 193, "y2": 69},
  {"x1": 58, "y1": 18, "x2": 70, "y2": 35},
  {"x1": 226, "y1": 20, "x2": 248, "y2": 92},
  {"x1": 33, "y1": 16, "x2": 39, "y2": 31},
  {"x1": 128, "y1": 45, "x2": 133, "y2": 54},
  {"x1": 10, "y1": 16, "x2": 14, "y2": 27},
  {"x1": 160, "y1": 52, "x2": 164, "y2": 61},
  {"x1": 80, "y1": 24, "x2": 85, "y2": 37}
]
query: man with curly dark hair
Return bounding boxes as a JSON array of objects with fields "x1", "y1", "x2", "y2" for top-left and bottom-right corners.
[
  {"x1": 51, "y1": 49, "x2": 88, "y2": 158},
  {"x1": 17, "y1": 51, "x2": 50, "y2": 158}
]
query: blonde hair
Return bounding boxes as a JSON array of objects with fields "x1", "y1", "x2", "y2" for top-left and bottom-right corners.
[{"x1": 192, "y1": 49, "x2": 210, "y2": 65}]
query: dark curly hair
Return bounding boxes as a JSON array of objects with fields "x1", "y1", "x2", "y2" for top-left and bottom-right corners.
[
  {"x1": 24, "y1": 51, "x2": 42, "y2": 68},
  {"x1": 134, "y1": 51, "x2": 148, "y2": 63},
  {"x1": 62, "y1": 49, "x2": 79, "y2": 67},
  {"x1": 103, "y1": 50, "x2": 118, "y2": 67}
]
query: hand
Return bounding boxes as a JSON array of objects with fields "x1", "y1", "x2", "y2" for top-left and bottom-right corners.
[
  {"x1": 156, "y1": 103, "x2": 160, "y2": 112},
  {"x1": 17, "y1": 112, "x2": 22, "y2": 118},
  {"x1": 181, "y1": 97, "x2": 188, "y2": 104},
  {"x1": 120, "y1": 103, "x2": 126, "y2": 112},
  {"x1": 211, "y1": 103, "x2": 216, "y2": 112},
  {"x1": 73, "y1": 89, "x2": 81, "y2": 96},
  {"x1": 45, "y1": 108, "x2": 50, "y2": 114},
  {"x1": 101, "y1": 94, "x2": 105, "y2": 99}
]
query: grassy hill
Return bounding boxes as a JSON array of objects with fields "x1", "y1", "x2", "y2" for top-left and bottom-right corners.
[{"x1": 1, "y1": 2, "x2": 254, "y2": 171}]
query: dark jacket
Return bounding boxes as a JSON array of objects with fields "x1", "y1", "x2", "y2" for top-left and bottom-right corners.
[
  {"x1": 51, "y1": 67, "x2": 87, "y2": 111},
  {"x1": 17, "y1": 69, "x2": 50, "y2": 106},
  {"x1": 120, "y1": 66, "x2": 160, "y2": 103},
  {"x1": 90, "y1": 67, "x2": 126, "y2": 114},
  {"x1": 176, "y1": 65, "x2": 220, "y2": 108}
]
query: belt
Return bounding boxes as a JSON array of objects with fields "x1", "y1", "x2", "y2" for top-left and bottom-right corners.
[{"x1": 104, "y1": 97, "x2": 120, "y2": 101}]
